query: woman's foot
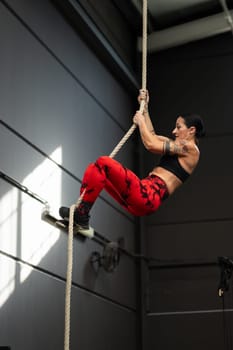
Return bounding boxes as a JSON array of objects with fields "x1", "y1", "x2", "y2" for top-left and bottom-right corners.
[{"x1": 59, "y1": 206, "x2": 90, "y2": 230}]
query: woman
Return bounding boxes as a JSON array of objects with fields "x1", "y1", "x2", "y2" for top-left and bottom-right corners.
[{"x1": 59, "y1": 90, "x2": 205, "y2": 231}]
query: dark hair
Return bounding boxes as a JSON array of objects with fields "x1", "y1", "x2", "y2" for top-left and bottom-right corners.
[{"x1": 182, "y1": 113, "x2": 206, "y2": 138}]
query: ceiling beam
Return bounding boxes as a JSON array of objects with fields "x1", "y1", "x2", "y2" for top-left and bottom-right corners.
[{"x1": 138, "y1": 10, "x2": 233, "y2": 52}]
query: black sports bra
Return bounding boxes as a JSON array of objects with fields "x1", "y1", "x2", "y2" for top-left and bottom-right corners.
[{"x1": 158, "y1": 154, "x2": 190, "y2": 182}]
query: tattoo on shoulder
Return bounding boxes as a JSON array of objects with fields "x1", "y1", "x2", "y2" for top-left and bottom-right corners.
[
  {"x1": 163, "y1": 140, "x2": 189, "y2": 155},
  {"x1": 173, "y1": 142, "x2": 189, "y2": 155}
]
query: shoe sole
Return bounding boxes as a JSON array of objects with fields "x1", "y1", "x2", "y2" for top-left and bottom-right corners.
[{"x1": 56, "y1": 220, "x2": 94, "y2": 238}]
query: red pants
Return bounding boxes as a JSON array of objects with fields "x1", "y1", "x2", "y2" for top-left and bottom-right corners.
[{"x1": 79, "y1": 156, "x2": 169, "y2": 217}]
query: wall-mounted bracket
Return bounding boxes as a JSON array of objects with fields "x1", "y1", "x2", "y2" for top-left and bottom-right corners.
[{"x1": 90, "y1": 241, "x2": 120, "y2": 273}]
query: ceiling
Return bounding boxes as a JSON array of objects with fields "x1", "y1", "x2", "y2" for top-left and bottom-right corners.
[
  {"x1": 53, "y1": 0, "x2": 233, "y2": 89},
  {"x1": 130, "y1": 0, "x2": 233, "y2": 51}
]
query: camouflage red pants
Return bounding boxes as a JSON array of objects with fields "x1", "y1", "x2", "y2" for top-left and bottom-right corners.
[{"x1": 79, "y1": 156, "x2": 169, "y2": 216}]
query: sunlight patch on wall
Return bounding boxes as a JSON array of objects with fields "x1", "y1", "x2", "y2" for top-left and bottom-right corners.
[
  {"x1": 0, "y1": 187, "x2": 18, "y2": 252},
  {"x1": 0, "y1": 255, "x2": 16, "y2": 308},
  {"x1": 20, "y1": 147, "x2": 62, "y2": 283},
  {"x1": 0, "y1": 147, "x2": 63, "y2": 304},
  {"x1": 0, "y1": 188, "x2": 18, "y2": 308}
]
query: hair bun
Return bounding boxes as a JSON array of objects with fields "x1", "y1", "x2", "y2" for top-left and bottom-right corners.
[{"x1": 182, "y1": 113, "x2": 206, "y2": 139}]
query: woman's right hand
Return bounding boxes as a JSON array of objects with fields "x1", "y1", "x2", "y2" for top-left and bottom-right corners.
[{"x1": 133, "y1": 110, "x2": 145, "y2": 126}]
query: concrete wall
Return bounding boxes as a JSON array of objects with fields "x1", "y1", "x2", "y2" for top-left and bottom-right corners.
[
  {"x1": 0, "y1": 1, "x2": 140, "y2": 349},
  {"x1": 143, "y1": 33, "x2": 233, "y2": 350}
]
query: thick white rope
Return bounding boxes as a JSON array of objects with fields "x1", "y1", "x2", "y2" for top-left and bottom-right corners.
[
  {"x1": 109, "y1": 0, "x2": 147, "y2": 159},
  {"x1": 64, "y1": 204, "x2": 75, "y2": 350},
  {"x1": 64, "y1": 191, "x2": 85, "y2": 350},
  {"x1": 64, "y1": 1, "x2": 148, "y2": 349}
]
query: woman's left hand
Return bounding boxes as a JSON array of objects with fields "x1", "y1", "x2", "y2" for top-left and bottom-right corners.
[{"x1": 138, "y1": 89, "x2": 149, "y2": 104}]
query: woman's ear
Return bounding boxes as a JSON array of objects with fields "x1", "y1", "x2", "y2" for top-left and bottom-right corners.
[{"x1": 189, "y1": 126, "x2": 196, "y2": 135}]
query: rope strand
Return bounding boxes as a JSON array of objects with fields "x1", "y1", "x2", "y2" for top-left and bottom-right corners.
[
  {"x1": 110, "y1": 0, "x2": 147, "y2": 158},
  {"x1": 64, "y1": 191, "x2": 85, "y2": 350},
  {"x1": 142, "y1": 0, "x2": 148, "y2": 90},
  {"x1": 64, "y1": 204, "x2": 75, "y2": 350}
]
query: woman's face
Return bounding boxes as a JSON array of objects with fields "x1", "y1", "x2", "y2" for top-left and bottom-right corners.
[{"x1": 172, "y1": 116, "x2": 190, "y2": 141}]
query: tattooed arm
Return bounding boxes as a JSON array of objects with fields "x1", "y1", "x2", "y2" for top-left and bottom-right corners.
[
  {"x1": 163, "y1": 139, "x2": 189, "y2": 156},
  {"x1": 133, "y1": 111, "x2": 165, "y2": 153},
  {"x1": 133, "y1": 111, "x2": 189, "y2": 155}
]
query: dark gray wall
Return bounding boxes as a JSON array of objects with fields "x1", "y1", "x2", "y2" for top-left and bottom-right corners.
[
  {"x1": 2, "y1": 1, "x2": 233, "y2": 349},
  {"x1": 0, "y1": 1, "x2": 140, "y2": 349},
  {"x1": 142, "y1": 33, "x2": 233, "y2": 349}
]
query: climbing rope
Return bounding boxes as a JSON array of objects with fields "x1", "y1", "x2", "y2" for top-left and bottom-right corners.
[
  {"x1": 64, "y1": 0, "x2": 148, "y2": 349},
  {"x1": 109, "y1": 0, "x2": 148, "y2": 159},
  {"x1": 64, "y1": 191, "x2": 85, "y2": 350},
  {"x1": 64, "y1": 205, "x2": 75, "y2": 350}
]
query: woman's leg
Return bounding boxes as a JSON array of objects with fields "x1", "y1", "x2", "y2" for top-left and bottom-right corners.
[
  {"x1": 77, "y1": 156, "x2": 136, "y2": 215},
  {"x1": 77, "y1": 156, "x2": 166, "y2": 217}
]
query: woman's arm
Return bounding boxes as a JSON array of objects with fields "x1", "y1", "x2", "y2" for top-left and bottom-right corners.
[
  {"x1": 133, "y1": 111, "x2": 189, "y2": 156},
  {"x1": 133, "y1": 111, "x2": 164, "y2": 153},
  {"x1": 138, "y1": 89, "x2": 169, "y2": 141}
]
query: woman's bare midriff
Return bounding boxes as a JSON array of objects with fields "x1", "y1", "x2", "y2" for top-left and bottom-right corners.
[{"x1": 149, "y1": 166, "x2": 183, "y2": 195}]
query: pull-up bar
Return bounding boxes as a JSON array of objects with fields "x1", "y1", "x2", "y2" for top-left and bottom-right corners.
[{"x1": 0, "y1": 171, "x2": 49, "y2": 207}]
